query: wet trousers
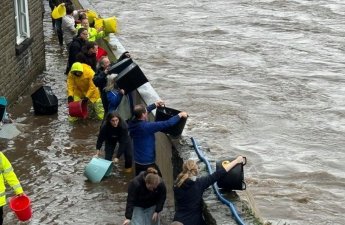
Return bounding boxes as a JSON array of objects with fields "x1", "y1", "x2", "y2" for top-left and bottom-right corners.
[
  {"x1": 131, "y1": 205, "x2": 160, "y2": 225},
  {"x1": 69, "y1": 97, "x2": 104, "y2": 122},
  {"x1": 104, "y1": 141, "x2": 132, "y2": 168}
]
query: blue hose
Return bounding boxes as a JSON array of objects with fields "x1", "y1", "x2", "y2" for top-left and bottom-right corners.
[{"x1": 191, "y1": 137, "x2": 246, "y2": 225}]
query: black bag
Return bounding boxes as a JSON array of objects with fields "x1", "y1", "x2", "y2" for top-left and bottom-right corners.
[
  {"x1": 155, "y1": 106, "x2": 187, "y2": 137},
  {"x1": 31, "y1": 86, "x2": 58, "y2": 115},
  {"x1": 216, "y1": 157, "x2": 246, "y2": 191}
]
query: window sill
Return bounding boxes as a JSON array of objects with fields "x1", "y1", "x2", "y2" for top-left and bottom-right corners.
[{"x1": 15, "y1": 38, "x2": 33, "y2": 55}]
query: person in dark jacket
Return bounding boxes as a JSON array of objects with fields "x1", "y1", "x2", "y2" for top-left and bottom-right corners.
[
  {"x1": 123, "y1": 167, "x2": 166, "y2": 225},
  {"x1": 76, "y1": 41, "x2": 98, "y2": 71},
  {"x1": 65, "y1": 27, "x2": 88, "y2": 74},
  {"x1": 173, "y1": 156, "x2": 244, "y2": 225},
  {"x1": 95, "y1": 111, "x2": 132, "y2": 171},
  {"x1": 93, "y1": 56, "x2": 111, "y2": 115},
  {"x1": 128, "y1": 101, "x2": 188, "y2": 176}
]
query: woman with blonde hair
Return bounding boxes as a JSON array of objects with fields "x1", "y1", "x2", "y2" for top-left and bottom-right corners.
[
  {"x1": 173, "y1": 156, "x2": 244, "y2": 225},
  {"x1": 104, "y1": 74, "x2": 125, "y2": 113},
  {"x1": 123, "y1": 167, "x2": 166, "y2": 225}
]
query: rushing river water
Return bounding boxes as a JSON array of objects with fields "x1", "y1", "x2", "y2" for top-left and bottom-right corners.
[
  {"x1": 87, "y1": 0, "x2": 345, "y2": 224},
  {"x1": 0, "y1": 0, "x2": 344, "y2": 224}
]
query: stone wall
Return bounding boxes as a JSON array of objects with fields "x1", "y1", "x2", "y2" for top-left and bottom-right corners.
[{"x1": 0, "y1": 0, "x2": 45, "y2": 104}]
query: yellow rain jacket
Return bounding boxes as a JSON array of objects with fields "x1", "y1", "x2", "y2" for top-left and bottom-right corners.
[
  {"x1": 0, "y1": 152, "x2": 23, "y2": 207},
  {"x1": 76, "y1": 24, "x2": 105, "y2": 42},
  {"x1": 67, "y1": 63, "x2": 100, "y2": 103}
]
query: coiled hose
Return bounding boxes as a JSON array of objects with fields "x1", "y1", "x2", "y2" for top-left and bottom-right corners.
[{"x1": 191, "y1": 137, "x2": 246, "y2": 225}]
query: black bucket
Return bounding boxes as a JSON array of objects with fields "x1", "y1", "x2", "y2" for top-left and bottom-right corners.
[
  {"x1": 108, "y1": 58, "x2": 133, "y2": 75},
  {"x1": 216, "y1": 157, "x2": 246, "y2": 191},
  {"x1": 155, "y1": 106, "x2": 187, "y2": 137},
  {"x1": 31, "y1": 86, "x2": 58, "y2": 115},
  {"x1": 115, "y1": 62, "x2": 149, "y2": 93}
]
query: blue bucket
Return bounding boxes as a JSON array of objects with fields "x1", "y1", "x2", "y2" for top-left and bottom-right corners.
[
  {"x1": 0, "y1": 97, "x2": 7, "y2": 121},
  {"x1": 0, "y1": 96, "x2": 7, "y2": 106},
  {"x1": 84, "y1": 158, "x2": 113, "y2": 183}
]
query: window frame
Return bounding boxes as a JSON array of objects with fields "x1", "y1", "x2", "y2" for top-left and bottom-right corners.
[{"x1": 14, "y1": 0, "x2": 30, "y2": 45}]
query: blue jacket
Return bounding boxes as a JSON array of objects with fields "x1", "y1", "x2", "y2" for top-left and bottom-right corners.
[
  {"x1": 107, "y1": 90, "x2": 123, "y2": 112},
  {"x1": 128, "y1": 104, "x2": 180, "y2": 164}
]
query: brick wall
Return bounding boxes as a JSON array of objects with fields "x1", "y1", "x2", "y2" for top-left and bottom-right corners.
[{"x1": 0, "y1": 0, "x2": 45, "y2": 104}]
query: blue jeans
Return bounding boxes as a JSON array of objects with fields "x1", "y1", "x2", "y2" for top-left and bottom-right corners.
[{"x1": 131, "y1": 206, "x2": 160, "y2": 225}]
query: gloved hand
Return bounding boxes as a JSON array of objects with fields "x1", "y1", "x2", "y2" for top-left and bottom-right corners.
[{"x1": 67, "y1": 96, "x2": 74, "y2": 103}]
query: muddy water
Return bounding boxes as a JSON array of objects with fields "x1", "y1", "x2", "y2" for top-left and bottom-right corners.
[
  {"x1": 87, "y1": 0, "x2": 345, "y2": 224},
  {"x1": 0, "y1": 2, "x2": 159, "y2": 224}
]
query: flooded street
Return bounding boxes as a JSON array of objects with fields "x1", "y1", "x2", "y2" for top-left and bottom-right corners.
[
  {"x1": 0, "y1": 1, "x2": 153, "y2": 224},
  {"x1": 88, "y1": 0, "x2": 345, "y2": 224},
  {"x1": 0, "y1": 0, "x2": 344, "y2": 224}
]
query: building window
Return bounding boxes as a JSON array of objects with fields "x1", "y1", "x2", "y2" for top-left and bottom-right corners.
[{"x1": 14, "y1": 0, "x2": 30, "y2": 45}]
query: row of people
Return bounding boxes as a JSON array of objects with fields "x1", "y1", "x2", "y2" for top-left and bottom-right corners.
[
  {"x1": 57, "y1": 4, "x2": 246, "y2": 225},
  {"x1": 123, "y1": 157, "x2": 244, "y2": 225}
]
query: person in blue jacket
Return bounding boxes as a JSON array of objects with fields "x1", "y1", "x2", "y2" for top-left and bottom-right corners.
[
  {"x1": 128, "y1": 100, "x2": 188, "y2": 176},
  {"x1": 95, "y1": 111, "x2": 132, "y2": 172},
  {"x1": 104, "y1": 73, "x2": 125, "y2": 112},
  {"x1": 173, "y1": 156, "x2": 244, "y2": 225}
]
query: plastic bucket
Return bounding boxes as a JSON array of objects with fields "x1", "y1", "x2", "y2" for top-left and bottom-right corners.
[
  {"x1": 94, "y1": 17, "x2": 104, "y2": 30},
  {"x1": 51, "y1": 3, "x2": 66, "y2": 19},
  {"x1": 103, "y1": 17, "x2": 118, "y2": 33},
  {"x1": 68, "y1": 100, "x2": 88, "y2": 118},
  {"x1": 216, "y1": 157, "x2": 247, "y2": 191},
  {"x1": 9, "y1": 195, "x2": 32, "y2": 222},
  {"x1": 155, "y1": 106, "x2": 187, "y2": 137},
  {"x1": 84, "y1": 158, "x2": 113, "y2": 183},
  {"x1": 86, "y1": 10, "x2": 98, "y2": 24},
  {"x1": 0, "y1": 96, "x2": 7, "y2": 106}
]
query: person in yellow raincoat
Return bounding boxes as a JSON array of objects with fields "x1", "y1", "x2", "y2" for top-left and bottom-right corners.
[
  {"x1": 0, "y1": 151, "x2": 24, "y2": 225},
  {"x1": 77, "y1": 18, "x2": 105, "y2": 42},
  {"x1": 67, "y1": 62, "x2": 104, "y2": 121}
]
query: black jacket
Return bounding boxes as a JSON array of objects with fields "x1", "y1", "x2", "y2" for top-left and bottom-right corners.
[
  {"x1": 125, "y1": 171, "x2": 166, "y2": 219},
  {"x1": 173, "y1": 168, "x2": 227, "y2": 225},
  {"x1": 66, "y1": 37, "x2": 86, "y2": 74},
  {"x1": 96, "y1": 121, "x2": 130, "y2": 158},
  {"x1": 76, "y1": 51, "x2": 97, "y2": 72}
]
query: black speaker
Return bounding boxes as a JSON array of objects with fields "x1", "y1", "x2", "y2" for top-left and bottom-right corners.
[
  {"x1": 115, "y1": 62, "x2": 148, "y2": 93},
  {"x1": 155, "y1": 106, "x2": 187, "y2": 137},
  {"x1": 31, "y1": 86, "x2": 58, "y2": 115},
  {"x1": 216, "y1": 157, "x2": 246, "y2": 191},
  {"x1": 108, "y1": 58, "x2": 133, "y2": 75}
]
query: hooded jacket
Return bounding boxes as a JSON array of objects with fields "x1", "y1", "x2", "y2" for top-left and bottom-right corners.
[
  {"x1": 128, "y1": 104, "x2": 181, "y2": 164},
  {"x1": 67, "y1": 63, "x2": 100, "y2": 103},
  {"x1": 173, "y1": 168, "x2": 227, "y2": 225}
]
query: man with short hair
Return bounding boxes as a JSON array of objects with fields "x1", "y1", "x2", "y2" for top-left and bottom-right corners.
[{"x1": 128, "y1": 101, "x2": 188, "y2": 176}]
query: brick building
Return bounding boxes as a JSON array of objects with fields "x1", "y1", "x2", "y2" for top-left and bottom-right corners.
[{"x1": 0, "y1": 0, "x2": 45, "y2": 103}]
